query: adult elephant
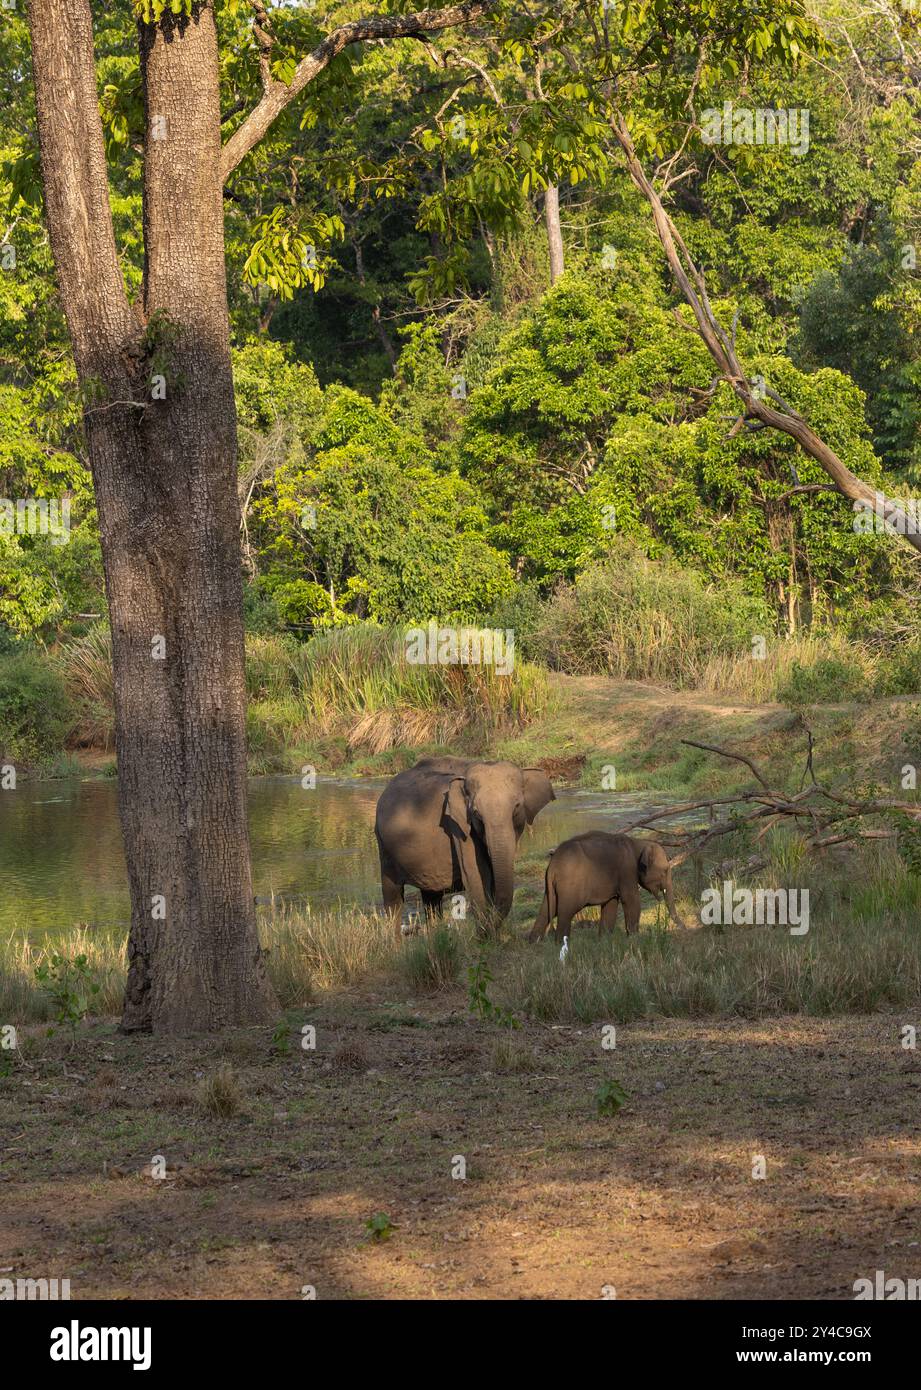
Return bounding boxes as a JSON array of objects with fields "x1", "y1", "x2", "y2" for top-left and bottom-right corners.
[{"x1": 374, "y1": 757, "x2": 555, "y2": 935}]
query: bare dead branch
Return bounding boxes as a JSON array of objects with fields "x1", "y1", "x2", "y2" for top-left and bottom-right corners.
[
  {"x1": 680, "y1": 739, "x2": 772, "y2": 790},
  {"x1": 616, "y1": 733, "x2": 921, "y2": 872}
]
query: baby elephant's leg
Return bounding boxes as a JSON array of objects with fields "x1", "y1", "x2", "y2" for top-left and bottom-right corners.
[
  {"x1": 621, "y1": 883, "x2": 641, "y2": 935},
  {"x1": 528, "y1": 891, "x2": 551, "y2": 942},
  {"x1": 599, "y1": 898, "x2": 620, "y2": 935},
  {"x1": 554, "y1": 905, "x2": 575, "y2": 946}
]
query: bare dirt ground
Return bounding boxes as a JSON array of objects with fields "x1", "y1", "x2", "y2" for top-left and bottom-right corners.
[{"x1": 3, "y1": 996, "x2": 920, "y2": 1300}]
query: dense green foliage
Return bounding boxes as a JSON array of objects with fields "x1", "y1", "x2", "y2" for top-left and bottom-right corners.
[
  {"x1": 0, "y1": 647, "x2": 71, "y2": 766},
  {"x1": 4, "y1": 0, "x2": 921, "y2": 735}
]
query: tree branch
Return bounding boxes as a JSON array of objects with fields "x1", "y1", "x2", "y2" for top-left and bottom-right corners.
[
  {"x1": 618, "y1": 735, "x2": 921, "y2": 871},
  {"x1": 250, "y1": 0, "x2": 276, "y2": 91},
  {"x1": 27, "y1": 0, "x2": 138, "y2": 368},
  {"x1": 609, "y1": 113, "x2": 921, "y2": 557},
  {"x1": 680, "y1": 739, "x2": 772, "y2": 791},
  {"x1": 221, "y1": 3, "x2": 488, "y2": 182}
]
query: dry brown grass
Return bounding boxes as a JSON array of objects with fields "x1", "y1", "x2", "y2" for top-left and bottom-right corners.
[
  {"x1": 196, "y1": 1064, "x2": 243, "y2": 1119},
  {"x1": 700, "y1": 632, "x2": 877, "y2": 702}
]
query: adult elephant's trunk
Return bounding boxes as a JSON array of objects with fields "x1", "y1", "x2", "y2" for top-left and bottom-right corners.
[
  {"x1": 665, "y1": 883, "x2": 691, "y2": 931},
  {"x1": 485, "y1": 825, "x2": 517, "y2": 919}
]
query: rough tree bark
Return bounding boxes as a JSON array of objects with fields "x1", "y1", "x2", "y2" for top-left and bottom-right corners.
[{"x1": 27, "y1": 0, "x2": 485, "y2": 1033}]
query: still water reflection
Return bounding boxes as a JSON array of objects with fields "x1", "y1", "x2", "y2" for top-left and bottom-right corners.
[{"x1": 0, "y1": 775, "x2": 665, "y2": 937}]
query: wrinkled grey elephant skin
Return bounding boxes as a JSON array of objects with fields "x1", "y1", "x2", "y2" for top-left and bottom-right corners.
[
  {"x1": 375, "y1": 756, "x2": 555, "y2": 936},
  {"x1": 528, "y1": 831, "x2": 690, "y2": 943}
]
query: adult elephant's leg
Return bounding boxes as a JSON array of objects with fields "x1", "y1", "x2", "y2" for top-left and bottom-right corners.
[
  {"x1": 621, "y1": 883, "x2": 641, "y2": 935},
  {"x1": 599, "y1": 898, "x2": 620, "y2": 935},
  {"x1": 380, "y1": 861, "x2": 404, "y2": 937},
  {"x1": 421, "y1": 890, "x2": 444, "y2": 920}
]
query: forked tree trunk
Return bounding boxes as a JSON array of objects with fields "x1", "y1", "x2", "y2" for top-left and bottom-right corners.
[
  {"x1": 28, "y1": 0, "x2": 277, "y2": 1032},
  {"x1": 28, "y1": 0, "x2": 486, "y2": 1033}
]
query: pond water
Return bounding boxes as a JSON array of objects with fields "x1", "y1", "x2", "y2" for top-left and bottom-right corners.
[{"x1": 0, "y1": 774, "x2": 668, "y2": 939}]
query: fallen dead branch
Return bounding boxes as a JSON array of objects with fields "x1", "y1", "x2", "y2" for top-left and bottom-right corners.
[{"x1": 618, "y1": 732, "x2": 921, "y2": 875}]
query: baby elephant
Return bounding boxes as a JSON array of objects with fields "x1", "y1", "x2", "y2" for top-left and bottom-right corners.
[{"x1": 528, "y1": 831, "x2": 689, "y2": 943}]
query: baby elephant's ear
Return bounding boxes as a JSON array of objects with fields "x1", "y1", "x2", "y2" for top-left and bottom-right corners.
[
  {"x1": 638, "y1": 843, "x2": 664, "y2": 874},
  {"x1": 521, "y1": 768, "x2": 555, "y2": 823}
]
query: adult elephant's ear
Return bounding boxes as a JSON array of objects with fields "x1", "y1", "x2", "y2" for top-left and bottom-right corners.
[
  {"x1": 444, "y1": 777, "x2": 470, "y2": 838},
  {"x1": 522, "y1": 768, "x2": 555, "y2": 823},
  {"x1": 443, "y1": 777, "x2": 488, "y2": 915}
]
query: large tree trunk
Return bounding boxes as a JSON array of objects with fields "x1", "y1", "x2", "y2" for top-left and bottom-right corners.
[
  {"x1": 28, "y1": 0, "x2": 277, "y2": 1032},
  {"x1": 544, "y1": 184, "x2": 564, "y2": 284}
]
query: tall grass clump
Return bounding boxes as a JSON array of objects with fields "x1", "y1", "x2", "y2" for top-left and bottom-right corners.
[
  {"x1": 54, "y1": 624, "x2": 551, "y2": 761},
  {"x1": 295, "y1": 624, "x2": 552, "y2": 753},
  {"x1": 536, "y1": 544, "x2": 767, "y2": 689},
  {"x1": 244, "y1": 632, "x2": 304, "y2": 702},
  {"x1": 58, "y1": 624, "x2": 115, "y2": 749},
  {"x1": 702, "y1": 632, "x2": 877, "y2": 704},
  {"x1": 708, "y1": 631, "x2": 921, "y2": 704},
  {"x1": 499, "y1": 916, "x2": 921, "y2": 1023},
  {"x1": 259, "y1": 903, "x2": 399, "y2": 1002},
  {"x1": 262, "y1": 904, "x2": 471, "y2": 1001},
  {"x1": 398, "y1": 924, "x2": 462, "y2": 991},
  {"x1": 197, "y1": 1063, "x2": 244, "y2": 1119},
  {"x1": 498, "y1": 843, "x2": 921, "y2": 1022},
  {"x1": 0, "y1": 928, "x2": 126, "y2": 1023}
]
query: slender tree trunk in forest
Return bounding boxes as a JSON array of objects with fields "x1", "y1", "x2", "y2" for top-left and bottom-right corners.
[
  {"x1": 29, "y1": 0, "x2": 276, "y2": 1033},
  {"x1": 544, "y1": 184, "x2": 564, "y2": 284},
  {"x1": 354, "y1": 240, "x2": 398, "y2": 371}
]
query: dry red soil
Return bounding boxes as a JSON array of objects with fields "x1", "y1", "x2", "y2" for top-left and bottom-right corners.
[{"x1": 3, "y1": 1004, "x2": 920, "y2": 1300}]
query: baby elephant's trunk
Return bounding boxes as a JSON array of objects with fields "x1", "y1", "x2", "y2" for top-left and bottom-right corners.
[{"x1": 664, "y1": 880, "x2": 691, "y2": 931}]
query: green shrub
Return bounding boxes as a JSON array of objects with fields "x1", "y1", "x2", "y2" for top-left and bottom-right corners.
[
  {"x1": 33, "y1": 950, "x2": 100, "y2": 1042},
  {"x1": 486, "y1": 582, "x2": 544, "y2": 662},
  {"x1": 875, "y1": 643, "x2": 921, "y2": 697},
  {"x1": 899, "y1": 703, "x2": 921, "y2": 764},
  {"x1": 0, "y1": 647, "x2": 73, "y2": 766},
  {"x1": 776, "y1": 654, "x2": 871, "y2": 706},
  {"x1": 535, "y1": 545, "x2": 767, "y2": 688},
  {"x1": 243, "y1": 578, "x2": 288, "y2": 635}
]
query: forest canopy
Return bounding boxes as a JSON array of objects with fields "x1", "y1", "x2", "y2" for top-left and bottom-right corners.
[{"x1": 3, "y1": 0, "x2": 921, "y2": 653}]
